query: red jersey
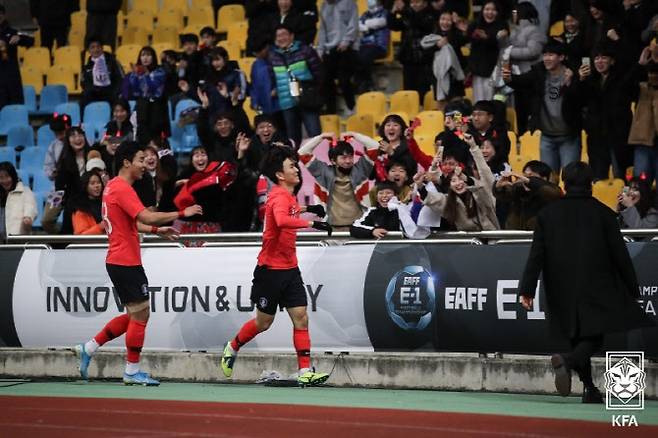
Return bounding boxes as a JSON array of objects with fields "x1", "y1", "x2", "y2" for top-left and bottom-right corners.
[
  {"x1": 102, "y1": 177, "x2": 146, "y2": 266},
  {"x1": 257, "y1": 185, "x2": 309, "y2": 269}
]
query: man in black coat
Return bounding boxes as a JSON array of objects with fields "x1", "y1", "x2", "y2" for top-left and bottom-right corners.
[
  {"x1": 519, "y1": 161, "x2": 652, "y2": 403},
  {"x1": 86, "y1": 0, "x2": 122, "y2": 49},
  {"x1": 80, "y1": 37, "x2": 123, "y2": 110},
  {"x1": 0, "y1": 6, "x2": 34, "y2": 109},
  {"x1": 30, "y1": 0, "x2": 77, "y2": 49}
]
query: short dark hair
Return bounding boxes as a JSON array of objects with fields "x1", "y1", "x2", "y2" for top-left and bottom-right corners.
[
  {"x1": 377, "y1": 114, "x2": 408, "y2": 139},
  {"x1": 523, "y1": 160, "x2": 552, "y2": 180},
  {"x1": 115, "y1": 141, "x2": 144, "y2": 171},
  {"x1": 473, "y1": 100, "x2": 495, "y2": 115},
  {"x1": 375, "y1": 180, "x2": 398, "y2": 194},
  {"x1": 274, "y1": 24, "x2": 295, "y2": 35},
  {"x1": 200, "y1": 26, "x2": 216, "y2": 37},
  {"x1": 87, "y1": 36, "x2": 103, "y2": 47},
  {"x1": 562, "y1": 161, "x2": 592, "y2": 191},
  {"x1": 254, "y1": 114, "x2": 278, "y2": 129},
  {"x1": 261, "y1": 146, "x2": 298, "y2": 182},
  {"x1": 208, "y1": 46, "x2": 229, "y2": 61},
  {"x1": 328, "y1": 141, "x2": 354, "y2": 162}
]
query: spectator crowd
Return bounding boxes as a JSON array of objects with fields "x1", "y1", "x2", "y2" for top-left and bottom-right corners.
[{"x1": 2, "y1": 0, "x2": 658, "y2": 242}]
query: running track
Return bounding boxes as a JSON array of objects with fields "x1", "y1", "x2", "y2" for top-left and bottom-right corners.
[{"x1": 1, "y1": 382, "x2": 656, "y2": 437}]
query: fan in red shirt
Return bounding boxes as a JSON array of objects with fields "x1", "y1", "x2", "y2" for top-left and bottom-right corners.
[
  {"x1": 73, "y1": 141, "x2": 202, "y2": 386},
  {"x1": 220, "y1": 146, "x2": 333, "y2": 386}
]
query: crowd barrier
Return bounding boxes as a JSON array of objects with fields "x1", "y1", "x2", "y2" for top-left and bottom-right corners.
[{"x1": 1, "y1": 232, "x2": 657, "y2": 357}]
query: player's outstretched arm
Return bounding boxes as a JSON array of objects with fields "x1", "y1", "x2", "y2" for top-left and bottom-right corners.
[
  {"x1": 136, "y1": 222, "x2": 180, "y2": 240},
  {"x1": 137, "y1": 205, "x2": 203, "y2": 226}
]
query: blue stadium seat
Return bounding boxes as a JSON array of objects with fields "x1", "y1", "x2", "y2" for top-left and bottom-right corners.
[
  {"x1": 83, "y1": 101, "x2": 111, "y2": 126},
  {"x1": 37, "y1": 124, "x2": 56, "y2": 149},
  {"x1": 0, "y1": 147, "x2": 16, "y2": 165},
  {"x1": 31, "y1": 171, "x2": 53, "y2": 193},
  {"x1": 84, "y1": 123, "x2": 106, "y2": 144},
  {"x1": 18, "y1": 147, "x2": 45, "y2": 172},
  {"x1": 23, "y1": 86, "x2": 38, "y2": 114},
  {"x1": 6, "y1": 125, "x2": 35, "y2": 149},
  {"x1": 0, "y1": 105, "x2": 29, "y2": 135},
  {"x1": 37, "y1": 85, "x2": 68, "y2": 115},
  {"x1": 169, "y1": 99, "x2": 201, "y2": 153},
  {"x1": 54, "y1": 102, "x2": 81, "y2": 126},
  {"x1": 16, "y1": 168, "x2": 30, "y2": 185},
  {"x1": 32, "y1": 191, "x2": 48, "y2": 229}
]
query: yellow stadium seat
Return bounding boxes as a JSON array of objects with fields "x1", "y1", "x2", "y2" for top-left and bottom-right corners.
[
  {"x1": 152, "y1": 26, "x2": 180, "y2": 47},
  {"x1": 465, "y1": 87, "x2": 473, "y2": 103},
  {"x1": 126, "y1": 10, "x2": 155, "y2": 31},
  {"x1": 70, "y1": 10, "x2": 87, "y2": 32},
  {"x1": 191, "y1": 0, "x2": 212, "y2": 8},
  {"x1": 423, "y1": 90, "x2": 438, "y2": 111},
  {"x1": 115, "y1": 44, "x2": 142, "y2": 72},
  {"x1": 117, "y1": 10, "x2": 126, "y2": 36},
  {"x1": 550, "y1": 21, "x2": 564, "y2": 37},
  {"x1": 580, "y1": 130, "x2": 589, "y2": 163},
  {"x1": 506, "y1": 106, "x2": 518, "y2": 133},
  {"x1": 34, "y1": 29, "x2": 41, "y2": 47},
  {"x1": 355, "y1": 91, "x2": 387, "y2": 122},
  {"x1": 320, "y1": 114, "x2": 341, "y2": 135},
  {"x1": 593, "y1": 179, "x2": 624, "y2": 211},
  {"x1": 187, "y1": 6, "x2": 215, "y2": 29},
  {"x1": 68, "y1": 28, "x2": 85, "y2": 48},
  {"x1": 415, "y1": 110, "x2": 444, "y2": 136},
  {"x1": 346, "y1": 113, "x2": 375, "y2": 137},
  {"x1": 391, "y1": 31, "x2": 401, "y2": 43},
  {"x1": 121, "y1": 27, "x2": 150, "y2": 46},
  {"x1": 243, "y1": 97, "x2": 257, "y2": 127},
  {"x1": 46, "y1": 65, "x2": 78, "y2": 94},
  {"x1": 357, "y1": 0, "x2": 368, "y2": 15},
  {"x1": 237, "y1": 56, "x2": 256, "y2": 82},
  {"x1": 162, "y1": 0, "x2": 190, "y2": 13},
  {"x1": 20, "y1": 66, "x2": 45, "y2": 94},
  {"x1": 227, "y1": 21, "x2": 249, "y2": 51},
  {"x1": 218, "y1": 40, "x2": 241, "y2": 61},
  {"x1": 217, "y1": 5, "x2": 245, "y2": 33},
  {"x1": 390, "y1": 90, "x2": 420, "y2": 119},
  {"x1": 131, "y1": 0, "x2": 158, "y2": 13},
  {"x1": 152, "y1": 43, "x2": 176, "y2": 58},
  {"x1": 23, "y1": 47, "x2": 51, "y2": 70},
  {"x1": 17, "y1": 45, "x2": 26, "y2": 63},
  {"x1": 519, "y1": 131, "x2": 540, "y2": 161},
  {"x1": 461, "y1": 45, "x2": 471, "y2": 57},
  {"x1": 510, "y1": 154, "x2": 532, "y2": 173},
  {"x1": 158, "y1": 8, "x2": 184, "y2": 29},
  {"x1": 53, "y1": 46, "x2": 82, "y2": 74},
  {"x1": 414, "y1": 133, "x2": 435, "y2": 156}
]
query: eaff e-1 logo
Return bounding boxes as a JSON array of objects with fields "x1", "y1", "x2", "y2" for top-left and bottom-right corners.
[{"x1": 385, "y1": 266, "x2": 435, "y2": 331}]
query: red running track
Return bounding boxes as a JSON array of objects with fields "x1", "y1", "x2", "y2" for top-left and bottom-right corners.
[{"x1": 0, "y1": 395, "x2": 655, "y2": 437}]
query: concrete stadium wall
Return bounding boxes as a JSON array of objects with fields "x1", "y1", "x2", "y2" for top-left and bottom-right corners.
[{"x1": 1, "y1": 348, "x2": 656, "y2": 399}]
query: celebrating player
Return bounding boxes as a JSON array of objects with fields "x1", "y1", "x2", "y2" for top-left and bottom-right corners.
[
  {"x1": 74, "y1": 141, "x2": 202, "y2": 385},
  {"x1": 221, "y1": 146, "x2": 332, "y2": 386}
]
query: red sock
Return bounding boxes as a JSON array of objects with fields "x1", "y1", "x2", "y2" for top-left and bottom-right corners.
[
  {"x1": 230, "y1": 319, "x2": 260, "y2": 351},
  {"x1": 293, "y1": 328, "x2": 311, "y2": 370},
  {"x1": 94, "y1": 314, "x2": 130, "y2": 346},
  {"x1": 125, "y1": 319, "x2": 147, "y2": 363}
]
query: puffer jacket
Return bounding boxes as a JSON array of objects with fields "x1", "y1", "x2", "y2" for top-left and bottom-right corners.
[
  {"x1": 500, "y1": 19, "x2": 546, "y2": 74},
  {"x1": 268, "y1": 41, "x2": 322, "y2": 110},
  {"x1": 3, "y1": 181, "x2": 38, "y2": 235}
]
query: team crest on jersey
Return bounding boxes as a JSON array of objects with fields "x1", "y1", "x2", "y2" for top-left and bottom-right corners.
[
  {"x1": 289, "y1": 206, "x2": 299, "y2": 216},
  {"x1": 259, "y1": 297, "x2": 268, "y2": 309}
]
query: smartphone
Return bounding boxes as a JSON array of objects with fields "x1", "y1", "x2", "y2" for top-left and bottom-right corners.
[{"x1": 581, "y1": 57, "x2": 590, "y2": 68}]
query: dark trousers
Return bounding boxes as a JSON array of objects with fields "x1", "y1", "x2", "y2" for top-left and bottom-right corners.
[
  {"x1": 136, "y1": 98, "x2": 170, "y2": 145},
  {"x1": 40, "y1": 25, "x2": 68, "y2": 49},
  {"x1": 402, "y1": 63, "x2": 432, "y2": 99},
  {"x1": 80, "y1": 87, "x2": 115, "y2": 112},
  {"x1": 354, "y1": 45, "x2": 386, "y2": 93},
  {"x1": 86, "y1": 13, "x2": 118, "y2": 49},
  {"x1": 282, "y1": 106, "x2": 321, "y2": 148},
  {"x1": 566, "y1": 334, "x2": 603, "y2": 389},
  {"x1": 323, "y1": 48, "x2": 356, "y2": 113}
]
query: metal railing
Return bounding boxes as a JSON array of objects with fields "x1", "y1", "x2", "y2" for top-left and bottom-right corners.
[{"x1": 4, "y1": 229, "x2": 658, "y2": 250}]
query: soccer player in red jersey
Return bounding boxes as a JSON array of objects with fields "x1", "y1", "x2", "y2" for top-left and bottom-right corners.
[
  {"x1": 221, "y1": 146, "x2": 332, "y2": 386},
  {"x1": 74, "y1": 141, "x2": 202, "y2": 385}
]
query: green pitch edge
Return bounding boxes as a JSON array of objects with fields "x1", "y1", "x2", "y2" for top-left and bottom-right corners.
[{"x1": 1, "y1": 381, "x2": 657, "y2": 425}]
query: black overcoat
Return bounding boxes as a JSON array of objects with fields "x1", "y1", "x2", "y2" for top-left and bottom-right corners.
[{"x1": 519, "y1": 190, "x2": 652, "y2": 339}]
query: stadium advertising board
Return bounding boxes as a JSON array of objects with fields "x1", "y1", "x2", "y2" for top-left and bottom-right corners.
[{"x1": 1, "y1": 243, "x2": 656, "y2": 356}]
